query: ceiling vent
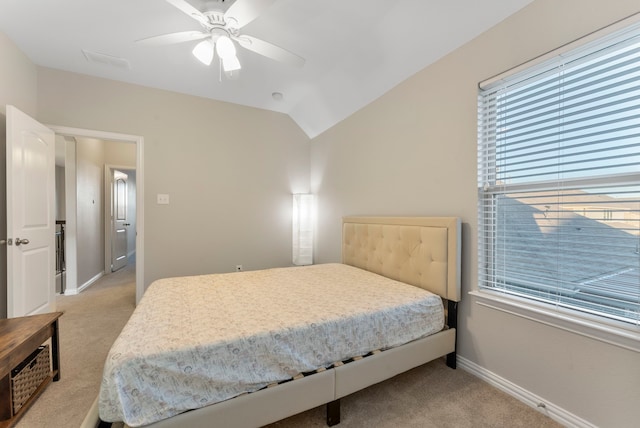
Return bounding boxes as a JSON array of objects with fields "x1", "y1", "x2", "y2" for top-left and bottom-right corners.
[{"x1": 82, "y1": 49, "x2": 131, "y2": 70}]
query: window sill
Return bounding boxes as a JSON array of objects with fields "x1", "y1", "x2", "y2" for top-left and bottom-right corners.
[{"x1": 469, "y1": 289, "x2": 640, "y2": 353}]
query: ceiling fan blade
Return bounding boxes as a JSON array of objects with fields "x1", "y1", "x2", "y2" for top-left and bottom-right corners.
[
  {"x1": 224, "y1": 0, "x2": 277, "y2": 29},
  {"x1": 136, "y1": 31, "x2": 208, "y2": 45},
  {"x1": 235, "y1": 35, "x2": 305, "y2": 67},
  {"x1": 165, "y1": 0, "x2": 209, "y2": 26}
]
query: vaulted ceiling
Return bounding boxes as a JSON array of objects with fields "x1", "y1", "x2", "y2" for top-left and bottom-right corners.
[{"x1": 0, "y1": 0, "x2": 533, "y2": 137}]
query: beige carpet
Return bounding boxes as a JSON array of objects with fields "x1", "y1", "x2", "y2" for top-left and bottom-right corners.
[
  {"x1": 15, "y1": 265, "x2": 562, "y2": 428},
  {"x1": 267, "y1": 362, "x2": 562, "y2": 428}
]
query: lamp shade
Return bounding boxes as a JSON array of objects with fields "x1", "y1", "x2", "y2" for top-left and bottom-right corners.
[
  {"x1": 192, "y1": 39, "x2": 214, "y2": 65},
  {"x1": 215, "y1": 35, "x2": 236, "y2": 59},
  {"x1": 292, "y1": 194, "x2": 314, "y2": 266},
  {"x1": 222, "y1": 55, "x2": 241, "y2": 72}
]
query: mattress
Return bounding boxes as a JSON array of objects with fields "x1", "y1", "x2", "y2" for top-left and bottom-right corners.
[{"x1": 98, "y1": 263, "x2": 445, "y2": 427}]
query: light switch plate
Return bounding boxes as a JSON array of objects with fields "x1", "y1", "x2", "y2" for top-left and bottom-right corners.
[{"x1": 157, "y1": 194, "x2": 170, "y2": 205}]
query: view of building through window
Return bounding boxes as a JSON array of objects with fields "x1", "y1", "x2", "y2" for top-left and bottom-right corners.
[
  {"x1": 478, "y1": 23, "x2": 640, "y2": 325},
  {"x1": 494, "y1": 190, "x2": 639, "y2": 322}
]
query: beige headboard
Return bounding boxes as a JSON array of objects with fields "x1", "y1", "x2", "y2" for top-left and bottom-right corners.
[{"x1": 342, "y1": 217, "x2": 461, "y2": 302}]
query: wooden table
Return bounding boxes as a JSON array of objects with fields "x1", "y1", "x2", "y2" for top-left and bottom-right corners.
[{"x1": 0, "y1": 312, "x2": 63, "y2": 427}]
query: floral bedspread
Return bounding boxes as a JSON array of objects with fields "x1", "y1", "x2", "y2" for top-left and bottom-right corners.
[{"x1": 98, "y1": 263, "x2": 444, "y2": 426}]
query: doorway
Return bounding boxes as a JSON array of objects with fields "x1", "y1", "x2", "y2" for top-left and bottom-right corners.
[
  {"x1": 49, "y1": 125, "x2": 145, "y2": 304},
  {"x1": 105, "y1": 166, "x2": 136, "y2": 273}
]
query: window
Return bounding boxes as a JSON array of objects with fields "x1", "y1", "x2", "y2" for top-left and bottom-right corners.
[{"x1": 478, "y1": 22, "x2": 640, "y2": 329}]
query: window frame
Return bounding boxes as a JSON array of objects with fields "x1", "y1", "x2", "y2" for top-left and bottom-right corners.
[
  {"x1": 469, "y1": 288, "x2": 640, "y2": 352},
  {"x1": 475, "y1": 17, "x2": 640, "y2": 352}
]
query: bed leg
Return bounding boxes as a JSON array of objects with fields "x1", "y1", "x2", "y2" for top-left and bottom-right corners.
[
  {"x1": 326, "y1": 399, "x2": 341, "y2": 426},
  {"x1": 446, "y1": 300, "x2": 458, "y2": 369},
  {"x1": 446, "y1": 351, "x2": 457, "y2": 369}
]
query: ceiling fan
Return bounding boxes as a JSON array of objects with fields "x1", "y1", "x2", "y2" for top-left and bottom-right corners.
[{"x1": 138, "y1": 0, "x2": 305, "y2": 76}]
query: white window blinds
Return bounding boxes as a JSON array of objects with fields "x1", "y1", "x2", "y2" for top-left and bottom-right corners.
[{"x1": 478, "y1": 22, "x2": 640, "y2": 325}]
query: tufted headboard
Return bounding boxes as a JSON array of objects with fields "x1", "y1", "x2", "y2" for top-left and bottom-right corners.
[{"x1": 342, "y1": 217, "x2": 461, "y2": 302}]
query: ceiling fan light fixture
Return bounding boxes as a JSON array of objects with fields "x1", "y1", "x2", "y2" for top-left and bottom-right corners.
[
  {"x1": 192, "y1": 39, "x2": 214, "y2": 65},
  {"x1": 215, "y1": 35, "x2": 237, "y2": 59},
  {"x1": 222, "y1": 55, "x2": 242, "y2": 72},
  {"x1": 141, "y1": 0, "x2": 305, "y2": 80}
]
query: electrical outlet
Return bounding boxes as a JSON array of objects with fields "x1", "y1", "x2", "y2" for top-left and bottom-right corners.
[{"x1": 235, "y1": 265, "x2": 243, "y2": 272}]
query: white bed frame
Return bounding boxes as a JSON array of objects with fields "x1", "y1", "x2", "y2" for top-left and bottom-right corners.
[{"x1": 83, "y1": 216, "x2": 461, "y2": 428}]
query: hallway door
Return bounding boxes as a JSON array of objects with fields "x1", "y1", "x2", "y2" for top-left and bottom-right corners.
[
  {"x1": 111, "y1": 169, "x2": 128, "y2": 272},
  {"x1": 6, "y1": 105, "x2": 56, "y2": 317}
]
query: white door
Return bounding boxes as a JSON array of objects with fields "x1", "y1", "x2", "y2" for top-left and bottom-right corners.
[
  {"x1": 111, "y1": 169, "x2": 128, "y2": 272},
  {"x1": 6, "y1": 105, "x2": 56, "y2": 317}
]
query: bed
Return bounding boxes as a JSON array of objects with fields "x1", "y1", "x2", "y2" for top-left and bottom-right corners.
[{"x1": 83, "y1": 216, "x2": 461, "y2": 428}]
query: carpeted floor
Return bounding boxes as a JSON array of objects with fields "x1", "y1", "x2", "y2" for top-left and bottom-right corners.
[
  {"x1": 15, "y1": 264, "x2": 562, "y2": 427},
  {"x1": 267, "y1": 362, "x2": 562, "y2": 428}
]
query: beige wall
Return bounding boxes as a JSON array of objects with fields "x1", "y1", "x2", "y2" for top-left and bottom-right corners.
[
  {"x1": 76, "y1": 138, "x2": 106, "y2": 286},
  {"x1": 310, "y1": 1, "x2": 640, "y2": 427},
  {"x1": 0, "y1": 32, "x2": 39, "y2": 317},
  {"x1": 0, "y1": 32, "x2": 37, "y2": 118},
  {"x1": 104, "y1": 139, "x2": 136, "y2": 167},
  {"x1": 36, "y1": 69, "x2": 311, "y2": 286}
]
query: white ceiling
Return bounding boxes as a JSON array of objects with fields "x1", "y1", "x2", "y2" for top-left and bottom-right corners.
[{"x1": 0, "y1": 0, "x2": 533, "y2": 138}]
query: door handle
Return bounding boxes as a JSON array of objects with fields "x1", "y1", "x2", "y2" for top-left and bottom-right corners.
[
  {"x1": 15, "y1": 238, "x2": 30, "y2": 246},
  {"x1": 123, "y1": 223, "x2": 131, "y2": 226}
]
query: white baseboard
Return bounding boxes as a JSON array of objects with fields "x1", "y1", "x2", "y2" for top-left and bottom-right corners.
[
  {"x1": 64, "y1": 271, "x2": 104, "y2": 295},
  {"x1": 457, "y1": 356, "x2": 596, "y2": 428}
]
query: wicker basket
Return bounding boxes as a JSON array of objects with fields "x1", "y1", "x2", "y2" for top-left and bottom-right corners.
[{"x1": 10, "y1": 345, "x2": 50, "y2": 415}]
